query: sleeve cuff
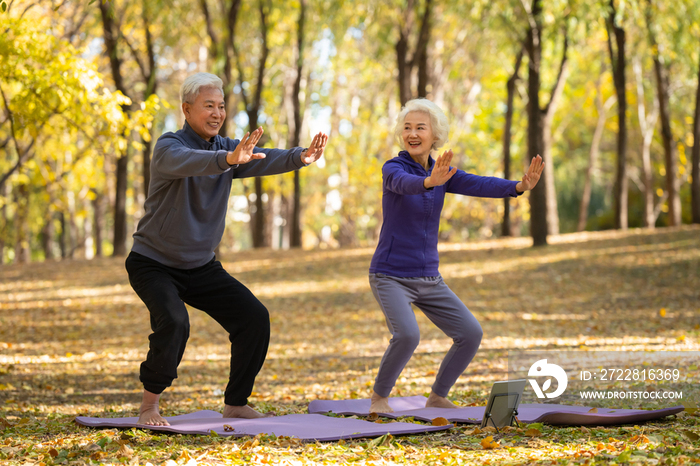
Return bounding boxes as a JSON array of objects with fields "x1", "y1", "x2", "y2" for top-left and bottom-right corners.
[
  {"x1": 512, "y1": 181, "x2": 523, "y2": 197},
  {"x1": 217, "y1": 150, "x2": 238, "y2": 170},
  {"x1": 293, "y1": 147, "x2": 308, "y2": 168}
]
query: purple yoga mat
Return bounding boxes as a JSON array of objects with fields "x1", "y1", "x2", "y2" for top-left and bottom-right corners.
[
  {"x1": 75, "y1": 410, "x2": 452, "y2": 441},
  {"x1": 307, "y1": 397, "x2": 685, "y2": 426}
]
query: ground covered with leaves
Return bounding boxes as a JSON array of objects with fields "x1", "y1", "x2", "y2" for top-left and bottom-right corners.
[{"x1": 1, "y1": 226, "x2": 699, "y2": 465}]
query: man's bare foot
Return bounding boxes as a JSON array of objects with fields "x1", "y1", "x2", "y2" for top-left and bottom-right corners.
[
  {"x1": 138, "y1": 390, "x2": 170, "y2": 426},
  {"x1": 223, "y1": 404, "x2": 273, "y2": 419},
  {"x1": 369, "y1": 391, "x2": 394, "y2": 413},
  {"x1": 425, "y1": 391, "x2": 459, "y2": 409}
]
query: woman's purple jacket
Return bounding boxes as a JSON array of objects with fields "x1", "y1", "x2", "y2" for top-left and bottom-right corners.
[{"x1": 369, "y1": 151, "x2": 521, "y2": 278}]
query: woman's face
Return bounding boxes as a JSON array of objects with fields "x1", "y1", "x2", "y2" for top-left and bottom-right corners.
[{"x1": 402, "y1": 111, "x2": 436, "y2": 159}]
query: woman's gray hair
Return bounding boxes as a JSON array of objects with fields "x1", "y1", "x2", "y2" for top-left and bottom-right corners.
[
  {"x1": 394, "y1": 98, "x2": 449, "y2": 150},
  {"x1": 180, "y1": 72, "x2": 224, "y2": 105}
]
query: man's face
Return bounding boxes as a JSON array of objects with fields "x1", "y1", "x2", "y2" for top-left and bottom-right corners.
[{"x1": 182, "y1": 87, "x2": 225, "y2": 141}]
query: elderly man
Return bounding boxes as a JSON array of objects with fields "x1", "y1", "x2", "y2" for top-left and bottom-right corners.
[{"x1": 125, "y1": 72, "x2": 327, "y2": 425}]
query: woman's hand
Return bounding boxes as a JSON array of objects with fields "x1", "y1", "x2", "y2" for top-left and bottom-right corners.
[
  {"x1": 515, "y1": 154, "x2": 544, "y2": 192},
  {"x1": 424, "y1": 150, "x2": 457, "y2": 189}
]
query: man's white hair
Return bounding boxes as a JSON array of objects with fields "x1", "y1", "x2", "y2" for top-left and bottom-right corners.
[
  {"x1": 180, "y1": 72, "x2": 224, "y2": 105},
  {"x1": 394, "y1": 98, "x2": 449, "y2": 150}
]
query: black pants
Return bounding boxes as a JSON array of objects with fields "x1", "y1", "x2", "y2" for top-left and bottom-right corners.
[{"x1": 125, "y1": 251, "x2": 270, "y2": 406}]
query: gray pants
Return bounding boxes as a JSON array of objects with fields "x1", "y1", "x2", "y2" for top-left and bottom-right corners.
[{"x1": 369, "y1": 273, "x2": 483, "y2": 398}]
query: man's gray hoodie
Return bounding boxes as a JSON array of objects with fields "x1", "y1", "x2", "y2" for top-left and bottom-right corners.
[{"x1": 132, "y1": 122, "x2": 306, "y2": 269}]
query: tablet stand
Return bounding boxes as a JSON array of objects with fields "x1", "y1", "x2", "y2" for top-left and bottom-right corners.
[{"x1": 481, "y1": 387, "x2": 524, "y2": 433}]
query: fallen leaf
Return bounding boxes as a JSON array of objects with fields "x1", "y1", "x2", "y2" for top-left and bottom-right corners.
[
  {"x1": 117, "y1": 444, "x2": 133, "y2": 459},
  {"x1": 588, "y1": 407, "x2": 598, "y2": 413},
  {"x1": 480, "y1": 436, "x2": 500, "y2": 449},
  {"x1": 524, "y1": 428, "x2": 542, "y2": 437},
  {"x1": 223, "y1": 424, "x2": 235, "y2": 432},
  {"x1": 431, "y1": 417, "x2": 449, "y2": 426}
]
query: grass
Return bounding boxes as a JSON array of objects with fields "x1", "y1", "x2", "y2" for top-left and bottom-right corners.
[{"x1": 1, "y1": 225, "x2": 699, "y2": 464}]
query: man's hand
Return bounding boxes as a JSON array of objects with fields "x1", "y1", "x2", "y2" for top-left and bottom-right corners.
[
  {"x1": 515, "y1": 154, "x2": 544, "y2": 192},
  {"x1": 424, "y1": 150, "x2": 457, "y2": 189},
  {"x1": 301, "y1": 132, "x2": 328, "y2": 165},
  {"x1": 226, "y1": 127, "x2": 266, "y2": 166}
]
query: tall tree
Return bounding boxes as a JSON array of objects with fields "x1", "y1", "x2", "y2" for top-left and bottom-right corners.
[
  {"x1": 200, "y1": 0, "x2": 241, "y2": 137},
  {"x1": 125, "y1": 0, "x2": 158, "y2": 198},
  {"x1": 290, "y1": 0, "x2": 306, "y2": 248},
  {"x1": 395, "y1": 0, "x2": 432, "y2": 105},
  {"x1": 646, "y1": 0, "x2": 681, "y2": 226},
  {"x1": 98, "y1": 0, "x2": 134, "y2": 256},
  {"x1": 233, "y1": 0, "x2": 271, "y2": 248},
  {"x1": 693, "y1": 46, "x2": 700, "y2": 224},
  {"x1": 522, "y1": 0, "x2": 569, "y2": 245},
  {"x1": 606, "y1": 0, "x2": 629, "y2": 230},
  {"x1": 633, "y1": 57, "x2": 658, "y2": 228},
  {"x1": 578, "y1": 66, "x2": 616, "y2": 231},
  {"x1": 541, "y1": 24, "x2": 569, "y2": 236},
  {"x1": 501, "y1": 48, "x2": 523, "y2": 237}
]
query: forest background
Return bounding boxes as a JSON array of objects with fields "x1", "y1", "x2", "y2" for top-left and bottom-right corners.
[{"x1": 1, "y1": 0, "x2": 700, "y2": 261}]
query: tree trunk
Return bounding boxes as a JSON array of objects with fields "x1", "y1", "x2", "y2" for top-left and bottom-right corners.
[
  {"x1": 652, "y1": 57, "x2": 680, "y2": 226},
  {"x1": 14, "y1": 183, "x2": 29, "y2": 264},
  {"x1": 633, "y1": 58, "x2": 658, "y2": 228},
  {"x1": 416, "y1": 0, "x2": 432, "y2": 98},
  {"x1": 542, "y1": 31, "x2": 570, "y2": 236},
  {"x1": 646, "y1": 0, "x2": 681, "y2": 226},
  {"x1": 395, "y1": 0, "x2": 432, "y2": 105},
  {"x1": 525, "y1": 0, "x2": 548, "y2": 246},
  {"x1": 112, "y1": 151, "x2": 129, "y2": 256},
  {"x1": 83, "y1": 196, "x2": 94, "y2": 259},
  {"x1": 502, "y1": 49, "x2": 523, "y2": 237},
  {"x1": 141, "y1": 0, "x2": 156, "y2": 197},
  {"x1": 66, "y1": 189, "x2": 77, "y2": 259},
  {"x1": 396, "y1": 17, "x2": 412, "y2": 106},
  {"x1": 99, "y1": 0, "x2": 133, "y2": 256},
  {"x1": 0, "y1": 181, "x2": 7, "y2": 263},
  {"x1": 291, "y1": 171, "x2": 302, "y2": 247},
  {"x1": 93, "y1": 191, "x2": 104, "y2": 257},
  {"x1": 692, "y1": 47, "x2": 700, "y2": 224},
  {"x1": 58, "y1": 212, "x2": 67, "y2": 259},
  {"x1": 290, "y1": 0, "x2": 306, "y2": 248},
  {"x1": 607, "y1": 0, "x2": 628, "y2": 230},
  {"x1": 238, "y1": 0, "x2": 270, "y2": 248},
  {"x1": 202, "y1": 0, "x2": 242, "y2": 137},
  {"x1": 252, "y1": 176, "x2": 267, "y2": 248},
  {"x1": 39, "y1": 185, "x2": 55, "y2": 260},
  {"x1": 579, "y1": 81, "x2": 615, "y2": 231}
]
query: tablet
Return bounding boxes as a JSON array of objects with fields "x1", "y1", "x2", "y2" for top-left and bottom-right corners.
[{"x1": 481, "y1": 379, "x2": 527, "y2": 429}]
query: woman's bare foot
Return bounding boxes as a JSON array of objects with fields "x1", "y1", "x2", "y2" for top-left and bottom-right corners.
[
  {"x1": 425, "y1": 391, "x2": 459, "y2": 409},
  {"x1": 223, "y1": 404, "x2": 273, "y2": 419},
  {"x1": 138, "y1": 390, "x2": 170, "y2": 426},
  {"x1": 369, "y1": 391, "x2": 394, "y2": 413}
]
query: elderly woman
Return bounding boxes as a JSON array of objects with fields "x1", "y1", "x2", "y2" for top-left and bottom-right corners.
[{"x1": 368, "y1": 98, "x2": 543, "y2": 413}]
